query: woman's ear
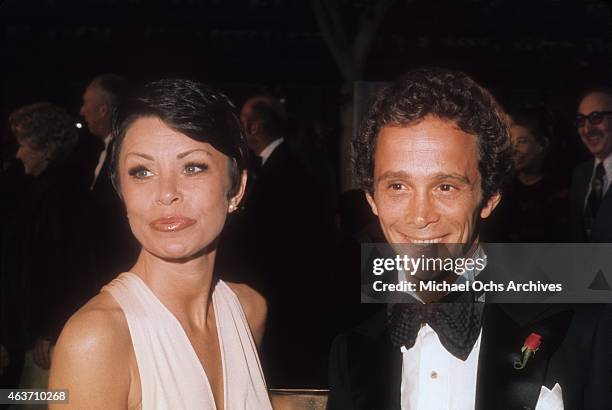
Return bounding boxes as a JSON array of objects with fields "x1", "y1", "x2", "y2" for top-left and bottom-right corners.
[{"x1": 228, "y1": 170, "x2": 248, "y2": 213}]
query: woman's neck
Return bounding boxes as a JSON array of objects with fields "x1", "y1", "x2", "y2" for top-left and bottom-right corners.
[{"x1": 130, "y1": 249, "x2": 217, "y2": 328}]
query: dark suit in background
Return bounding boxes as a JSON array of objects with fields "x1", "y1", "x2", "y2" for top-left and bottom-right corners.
[
  {"x1": 90, "y1": 139, "x2": 138, "y2": 281},
  {"x1": 219, "y1": 141, "x2": 336, "y2": 388},
  {"x1": 569, "y1": 159, "x2": 612, "y2": 242}
]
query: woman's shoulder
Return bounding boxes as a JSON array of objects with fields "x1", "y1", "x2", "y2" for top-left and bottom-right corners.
[
  {"x1": 225, "y1": 282, "x2": 267, "y2": 316},
  {"x1": 54, "y1": 291, "x2": 132, "y2": 365},
  {"x1": 49, "y1": 291, "x2": 134, "y2": 408},
  {"x1": 225, "y1": 282, "x2": 267, "y2": 346}
]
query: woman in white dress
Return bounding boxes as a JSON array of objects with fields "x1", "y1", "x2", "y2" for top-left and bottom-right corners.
[{"x1": 49, "y1": 79, "x2": 272, "y2": 409}]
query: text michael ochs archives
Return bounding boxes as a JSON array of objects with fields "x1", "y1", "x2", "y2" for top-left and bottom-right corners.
[
  {"x1": 371, "y1": 279, "x2": 563, "y2": 293},
  {"x1": 370, "y1": 255, "x2": 563, "y2": 293}
]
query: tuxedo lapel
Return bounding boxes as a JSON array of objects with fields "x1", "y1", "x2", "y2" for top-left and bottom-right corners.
[
  {"x1": 476, "y1": 304, "x2": 573, "y2": 410},
  {"x1": 346, "y1": 310, "x2": 402, "y2": 410}
]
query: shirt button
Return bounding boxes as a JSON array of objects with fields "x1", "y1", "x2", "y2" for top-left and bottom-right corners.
[{"x1": 430, "y1": 371, "x2": 438, "y2": 379}]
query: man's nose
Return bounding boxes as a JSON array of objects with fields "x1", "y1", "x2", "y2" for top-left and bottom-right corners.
[
  {"x1": 405, "y1": 192, "x2": 439, "y2": 229},
  {"x1": 15, "y1": 146, "x2": 24, "y2": 160},
  {"x1": 155, "y1": 174, "x2": 183, "y2": 206}
]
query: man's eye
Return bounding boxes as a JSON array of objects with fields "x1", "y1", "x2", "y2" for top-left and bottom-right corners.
[
  {"x1": 388, "y1": 183, "x2": 404, "y2": 191},
  {"x1": 439, "y1": 184, "x2": 455, "y2": 192},
  {"x1": 128, "y1": 166, "x2": 153, "y2": 179},
  {"x1": 184, "y1": 163, "x2": 208, "y2": 175}
]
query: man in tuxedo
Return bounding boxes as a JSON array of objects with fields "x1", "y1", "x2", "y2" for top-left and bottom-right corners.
[
  {"x1": 569, "y1": 89, "x2": 612, "y2": 242},
  {"x1": 79, "y1": 74, "x2": 136, "y2": 277},
  {"x1": 327, "y1": 68, "x2": 612, "y2": 409}
]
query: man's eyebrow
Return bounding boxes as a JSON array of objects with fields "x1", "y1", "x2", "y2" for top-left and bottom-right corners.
[
  {"x1": 377, "y1": 171, "x2": 410, "y2": 182},
  {"x1": 433, "y1": 173, "x2": 471, "y2": 184},
  {"x1": 177, "y1": 149, "x2": 211, "y2": 159},
  {"x1": 376, "y1": 171, "x2": 471, "y2": 184}
]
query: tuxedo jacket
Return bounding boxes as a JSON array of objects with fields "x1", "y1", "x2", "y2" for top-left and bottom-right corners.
[
  {"x1": 569, "y1": 158, "x2": 612, "y2": 242},
  {"x1": 327, "y1": 304, "x2": 612, "y2": 410}
]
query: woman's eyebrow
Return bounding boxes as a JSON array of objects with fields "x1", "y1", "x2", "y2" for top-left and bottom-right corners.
[
  {"x1": 125, "y1": 152, "x2": 154, "y2": 161},
  {"x1": 177, "y1": 149, "x2": 211, "y2": 159}
]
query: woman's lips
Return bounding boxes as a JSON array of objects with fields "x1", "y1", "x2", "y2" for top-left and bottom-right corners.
[{"x1": 149, "y1": 216, "x2": 196, "y2": 232}]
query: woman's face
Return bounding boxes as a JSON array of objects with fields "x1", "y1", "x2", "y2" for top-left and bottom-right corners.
[
  {"x1": 510, "y1": 125, "x2": 545, "y2": 173},
  {"x1": 119, "y1": 117, "x2": 246, "y2": 261},
  {"x1": 15, "y1": 138, "x2": 49, "y2": 176}
]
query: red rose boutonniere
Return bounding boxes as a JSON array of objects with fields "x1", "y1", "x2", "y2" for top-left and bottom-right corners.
[{"x1": 513, "y1": 333, "x2": 541, "y2": 370}]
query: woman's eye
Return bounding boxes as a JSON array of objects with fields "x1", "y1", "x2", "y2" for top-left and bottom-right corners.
[
  {"x1": 128, "y1": 166, "x2": 153, "y2": 179},
  {"x1": 184, "y1": 163, "x2": 208, "y2": 175}
]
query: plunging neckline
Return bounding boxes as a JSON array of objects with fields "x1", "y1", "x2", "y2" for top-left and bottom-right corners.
[{"x1": 125, "y1": 272, "x2": 227, "y2": 410}]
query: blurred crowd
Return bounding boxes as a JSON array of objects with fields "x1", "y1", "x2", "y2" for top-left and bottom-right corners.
[{"x1": 1, "y1": 73, "x2": 612, "y2": 394}]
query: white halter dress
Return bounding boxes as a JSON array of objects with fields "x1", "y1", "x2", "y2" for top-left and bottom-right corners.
[{"x1": 103, "y1": 272, "x2": 272, "y2": 410}]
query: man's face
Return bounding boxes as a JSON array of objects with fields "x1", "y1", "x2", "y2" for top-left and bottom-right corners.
[
  {"x1": 79, "y1": 82, "x2": 108, "y2": 138},
  {"x1": 577, "y1": 92, "x2": 612, "y2": 160},
  {"x1": 366, "y1": 116, "x2": 500, "y2": 245}
]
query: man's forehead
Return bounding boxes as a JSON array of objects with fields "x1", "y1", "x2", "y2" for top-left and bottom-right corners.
[
  {"x1": 579, "y1": 92, "x2": 612, "y2": 112},
  {"x1": 373, "y1": 119, "x2": 480, "y2": 182}
]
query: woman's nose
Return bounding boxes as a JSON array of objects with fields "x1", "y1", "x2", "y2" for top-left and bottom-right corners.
[{"x1": 156, "y1": 175, "x2": 183, "y2": 206}]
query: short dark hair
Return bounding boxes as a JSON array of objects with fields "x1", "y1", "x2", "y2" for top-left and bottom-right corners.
[
  {"x1": 353, "y1": 67, "x2": 512, "y2": 202},
  {"x1": 110, "y1": 79, "x2": 248, "y2": 198},
  {"x1": 244, "y1": 96, "x2": 287, "y2": 140},
  {"x1": 510, "y1": 107, "x2": 551, "y2": 147},
  {"x1": 9, "y1": 102, "x2": 78, "y2": 162},
  {"x1": 93, "y1": 74, "x2": 128, "y2": 109}
]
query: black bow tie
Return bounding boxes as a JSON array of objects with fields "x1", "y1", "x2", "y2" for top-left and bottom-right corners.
[{"x1": 388, "y1": 302, "x2": 484, "y2": 361}]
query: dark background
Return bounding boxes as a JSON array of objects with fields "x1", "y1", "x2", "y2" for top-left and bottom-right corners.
[{"x1": 2, "y1": 0, "x2": 612, "y2": 180}]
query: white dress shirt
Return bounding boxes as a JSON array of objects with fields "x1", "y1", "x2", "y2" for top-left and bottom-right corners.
[
  {"x1": 399, "y1": 245, "x2": 486, "y2": 409},
  {"x1": 400, "y1": 325, "x2": 482, "y2": 410},
  {"x1": 583, "y1": 153, "x2": 612, "y2": 208},
  {"x1": 259, "y1": 137, "x2": 284, "y2": 165},
  {"x1": 90, "y1": 134, "x2": 112, "y2": 191}
]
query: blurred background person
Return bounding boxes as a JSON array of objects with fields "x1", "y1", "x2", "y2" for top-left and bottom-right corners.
[
  {"x1": 0, "y1": 102, "x2": 99, "y2": 393},
  {"x1": 79, "y1": 73, "x2": 137, "y2": 280},
  {"x1": 569, "y1": 89, "x2": 612, "y2": 242},
  {"x1": 483, "y1": 107, "x2": 569, "y2": 242},
  {"x1": 218, "y1": 94, "x2": 336, "y2": 388}
]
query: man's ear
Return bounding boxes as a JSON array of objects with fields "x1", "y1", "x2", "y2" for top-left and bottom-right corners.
[
  {"x1": 365, "y1": 190, "x2": 379, "y2": 216},
  {"x1": 480, "y1": 191, "x2": 501, "y2": 219},
  {"x1": 99, "y1": 102, "x2": 110, "y2": 118}
]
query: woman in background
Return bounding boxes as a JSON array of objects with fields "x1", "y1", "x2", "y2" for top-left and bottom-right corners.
[
  {"x1": 49, "y1": 79, "x2": 271, "y2": 409},
  {"x1": 1, "y1": 102, "x2": 95, "y2": 392},
  {"x1": 484, "y1": 107, "x2": 569, "y2": 242}
]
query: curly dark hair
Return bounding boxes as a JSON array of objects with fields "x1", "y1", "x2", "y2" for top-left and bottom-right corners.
[
  {"x1": 9, "y1": 102, "x2": 78, "y2": 162},
  {"x1": 110, "y1": 79, "x2": 249, "y2": 198},
  {"x1": 353, "y1": 67, "x2": 513, "y2": 202}
]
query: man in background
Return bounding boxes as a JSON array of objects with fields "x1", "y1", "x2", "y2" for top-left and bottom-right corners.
[
  {"x1": 79, "y1": 74, "x2": 136, "y2": 278},
  {"x1": 569, "y1": 89, "x2": 612, "y2": 242}
]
